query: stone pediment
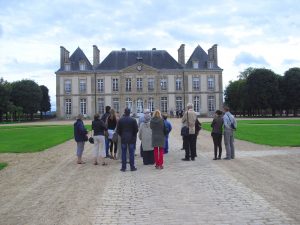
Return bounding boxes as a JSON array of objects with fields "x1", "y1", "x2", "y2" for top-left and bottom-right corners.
[{"x1": 120, "y1": 63, "x2": 158, "y2": 73}]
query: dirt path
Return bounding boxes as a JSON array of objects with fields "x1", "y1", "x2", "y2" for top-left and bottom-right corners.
[{"x1": 0, "y1": 118, "x2": 300, "y2": 224}]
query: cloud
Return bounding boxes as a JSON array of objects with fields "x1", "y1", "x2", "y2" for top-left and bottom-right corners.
[
  {"x1": 234, "y1": 52, "x2": 269, "y2": 66},
  {"x1": 282, "y1": 59, "x2": 300, "y2": 65}
]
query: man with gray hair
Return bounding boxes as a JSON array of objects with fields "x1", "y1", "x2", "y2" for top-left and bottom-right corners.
[
  {"x1": 181, "y1": 103, "x2": 198, "y2": 161},
  {"x1": 138, "y1": 109, "x2": 151, "y2": 157},
  {"x1": 138, "y1": 108, "x2": 150, "y2": 127},
  {"x1": 223, "y1": 105, "x2": 237, "y2": 160}
]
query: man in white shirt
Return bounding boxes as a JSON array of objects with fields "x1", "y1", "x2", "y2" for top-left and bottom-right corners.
[{"x1": 223, "y1": 106, "x2": 237, "y2": 160}]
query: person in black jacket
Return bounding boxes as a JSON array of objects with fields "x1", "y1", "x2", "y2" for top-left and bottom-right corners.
[
  {"x1": 101, "y1": 105, "x2": 111, "y2": 158},
  {"x1": 211, "y1": 110, "x2": 224, "y2": 160},
  {"x1": 74, "y1": 114, "x2": 88, "y2": 164},
  {"x1": 92, "y1": 113, "x2": 108, "y2": 165},
  {"x1": 117, "y1": 108, "x2": 138, "y2": 172}
]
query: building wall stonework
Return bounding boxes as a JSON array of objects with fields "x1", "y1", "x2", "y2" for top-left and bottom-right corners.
[{"x1": 55, "y1": 45, "x2": 223, "y2": 119}]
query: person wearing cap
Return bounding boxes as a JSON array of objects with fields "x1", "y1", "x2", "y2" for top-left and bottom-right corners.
[
  {"x1": 116, "y1": 108, "x2": 138, "y2": 172},
  {"x1": 211, "y1": 110, "x2": 224, "y2": 160},
  {"x1": 138, "y1": 113, "x2": 154, "y2": 165},
  {"x1": 74, "y1": 114, "x2": 88, "y2": 164}
]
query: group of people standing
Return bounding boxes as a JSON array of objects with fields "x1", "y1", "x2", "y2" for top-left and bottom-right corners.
[
  {"x1": 73, "y1": 103, "x2": 237, "y2": 171},
  {"x1": 73, "y1": 106, "x2": 172, "y2": 172},
  {"x1": 210, "y1": 106, "x2": 237, "y2": 160}
]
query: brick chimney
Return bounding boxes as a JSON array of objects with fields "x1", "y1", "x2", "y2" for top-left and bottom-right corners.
[
  {"x1": 60, "y1": 46, "x2": 69, "y2": 68},
  {"x1": 93, "y1": 45, "x2": 100, "y2": 68},
  {"x1": 178, "y1": 44, "x2": 185, "y2": 66},
  {"x1": 208, "y1": 44, "x2": 218, "y2": 66}
]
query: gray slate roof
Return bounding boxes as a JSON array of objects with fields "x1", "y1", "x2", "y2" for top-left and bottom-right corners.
[
  {"x1": 97, "y1": 50, "x2": 183, "y2": 70},
  {"x1": 185, "y1": 45, "x2": 221, "y2": 70},
  {"x1": 58, "y1": 47, "x2": 93, "y2": 72}
]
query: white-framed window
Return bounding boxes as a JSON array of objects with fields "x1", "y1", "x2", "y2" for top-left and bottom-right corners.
[
  {"x1": 193, "y1": 77, "x2": 200, "y2": 91},
  {"x1": 97, "y1": 79, "x2": 104, "y2": 92},
  {"x1": 113, "y1": 98, "x2": 119, "y2": 113},
  {"x1": 97, "y1": 98, "x2": 105, "y2": 115},
  {"x1": 126, "y1": 78, "x2": 132, "y2": 92},
  {"x1": 208, "y1": 61, "x2": 214, "y2": 69},
  {"x1": 208, "y1": 77, "x2": 215, "y2": 90},
  {"x1": 125, "y1": 97, "x2": 132, "y2": 109},
  {"x1": 148, "y1": 97, "x2": 154, "y2": 112},
  {"x1": 137, "y1": 78, "x2": 143, "y2": 91},
  {"x1": 64, "y1": 80, "x2": 71, "y2": 94},
  {"x1": 193, "y1": 61, "x2": 199, "y2": 69},
  {"x1": 161, "y1": 96, "x2": 168, "y2": 113},
  {"x1": 160, "y1": 78, "x2": 167, "y2": 90},
  {"x1": 176, "y1": 78, "x2": 182, "y2": 91},
  {"x1": 64, "y1": 63, "x2": 71, "y2": 71},
  {"x1": 175, "y1": 96, "x2": 183, "y2": 112},
  {"x1": 79, "y1": 62, "x2": 86, "y2": 71},
  {"x1": 79, "y1": 79, "x2": 86, "y2": 93},
  {"x1": 65, "y1": 98, "x2": 71, "y2": 115},
  {"x1": 194, "y1": 96, "x2": 200, "y2": 113},
  {"x1": 208, "y1": 96, "x2": 215, "y2": 112},
  {"x1": 148, "y1": 78, "x2": 154, "y2": 91},
  {"x1": 80, "y1": 98, "x2": 87, "y2": 115},
  {"x1": 112, "y1": 78, "x2": 119, "y2": 92},
  {"x1": 136, "y1": 98, "x2": 144, "y2": 113}
]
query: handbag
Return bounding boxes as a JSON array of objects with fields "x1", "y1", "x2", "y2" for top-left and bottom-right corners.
[
  {"x1": 88, "y1": 136, "x2": 94, "y2": 144},
  {"x1": 181, "y1": 111, "x2": 189, "y2": 137},
  {"x1": 112, "y1": 132, "x2": 118, "y2": 143}
]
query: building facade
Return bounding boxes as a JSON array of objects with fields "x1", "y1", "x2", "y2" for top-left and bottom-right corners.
[{"x1": 55, "y1": 44, "x2": 223, "y2": 119}]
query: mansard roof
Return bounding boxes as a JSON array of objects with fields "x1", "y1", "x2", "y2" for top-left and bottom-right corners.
[
  {"x1": 97, "y1": 50, "x2": 183, "y2": 70},
  {"x1": 68, "y1": 47, "x2": 93, "y2": 71},
  {"x1": 185, "y1": 45, "x2": 221, "y2": 70}
]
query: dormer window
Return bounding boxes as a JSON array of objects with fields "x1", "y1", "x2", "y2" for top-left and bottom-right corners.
[
  {"x1": 208, "y1": 61, "x2": 214, "y2": 69},
  {"x1": 64, "y1": 63, "x2": 71, "y2": 71},
  {"x1": 193, "y1": 61, "x2": 199, "y2": 69},
  {"x1": 79, "y1": 61, "x2": 86, "y2": 71}
]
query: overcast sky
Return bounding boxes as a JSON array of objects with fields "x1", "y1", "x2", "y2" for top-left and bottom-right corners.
[{"x1": 0, "y1": 0, "x2": 299, "y2": 111}]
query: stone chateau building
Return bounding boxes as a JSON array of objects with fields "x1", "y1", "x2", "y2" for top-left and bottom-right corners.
[{"x1": 55, "y1": 44, "x2": 223, "y2": 119}]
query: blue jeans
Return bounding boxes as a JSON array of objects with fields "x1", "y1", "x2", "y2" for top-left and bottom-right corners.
[
  {"x1": 121, "y1": 143, "x2": 135, "y2": 170},
  {"x1": 164, "y1": 136, "x2": 169, "y2": 154},
  {"x1": 105, "y1": 137, "x2": 109, "y2": 156}
]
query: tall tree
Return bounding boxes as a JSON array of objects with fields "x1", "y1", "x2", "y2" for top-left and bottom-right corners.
[
  {"x1": 39, "y1": 85, "x2": 51, "y2": 119},
  {"x1": 224, "y1": 79, "x2": 247, "y2": 115},
  {"x1": 0, "y1": 78, "x2": 11, "y2": 122},
  {"x1": 237, "y1": 67, "x2": 255, "y2": 80},
  {"x1": 11, "y1": 80, "x2": 42, "y2": 120},
  {"x1": 246, "y1": 68, "x2": 280, "y2": 116},
  {"x1": 283, "y1": 67, "x2": 300, "y2": 116}
]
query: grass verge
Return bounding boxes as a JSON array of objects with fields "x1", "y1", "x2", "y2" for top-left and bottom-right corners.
[
  {"x1": 202, "y1": 119, "x2": 300, "y2": 147},
  {"x1": 0, "y1": 125, "x2": 81, "y2": 153}
]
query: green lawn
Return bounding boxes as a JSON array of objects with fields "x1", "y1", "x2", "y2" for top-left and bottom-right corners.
[
  {"x1": 0, "y1": 163, "x2": 8, "y2": 170},
  {"x1": 202, "y1": 119, "x2": 300, "y2": 147},
  {"x1": 0, "y1": 125, "x2": 88, "y2": 153}
]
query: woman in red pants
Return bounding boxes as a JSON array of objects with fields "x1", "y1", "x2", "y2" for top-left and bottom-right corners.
[{"x1": 150, "y1": 110, "x2": 166, "y2": 169}]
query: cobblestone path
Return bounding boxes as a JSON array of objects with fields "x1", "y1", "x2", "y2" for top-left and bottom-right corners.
[{"x1": 93, "y1": 136, "x2": 298, "y2": 225}]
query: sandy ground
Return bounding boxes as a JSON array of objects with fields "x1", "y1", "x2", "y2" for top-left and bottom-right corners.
[{"x1": 0, "y1": 118, "x2": 300, "y2": 224}]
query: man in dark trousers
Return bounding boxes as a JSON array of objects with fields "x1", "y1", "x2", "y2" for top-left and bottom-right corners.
[
  {"x1": 101, "y1": 105, "x2": 111, "y2": 158},
  {"x1": 117, "y1": 108, "x2": 138, "y2": 172}
]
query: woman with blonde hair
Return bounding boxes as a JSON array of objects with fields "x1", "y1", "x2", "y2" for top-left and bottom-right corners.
[{"x1": 150, "y1": 110, "x2": 165, "y2": 169}]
